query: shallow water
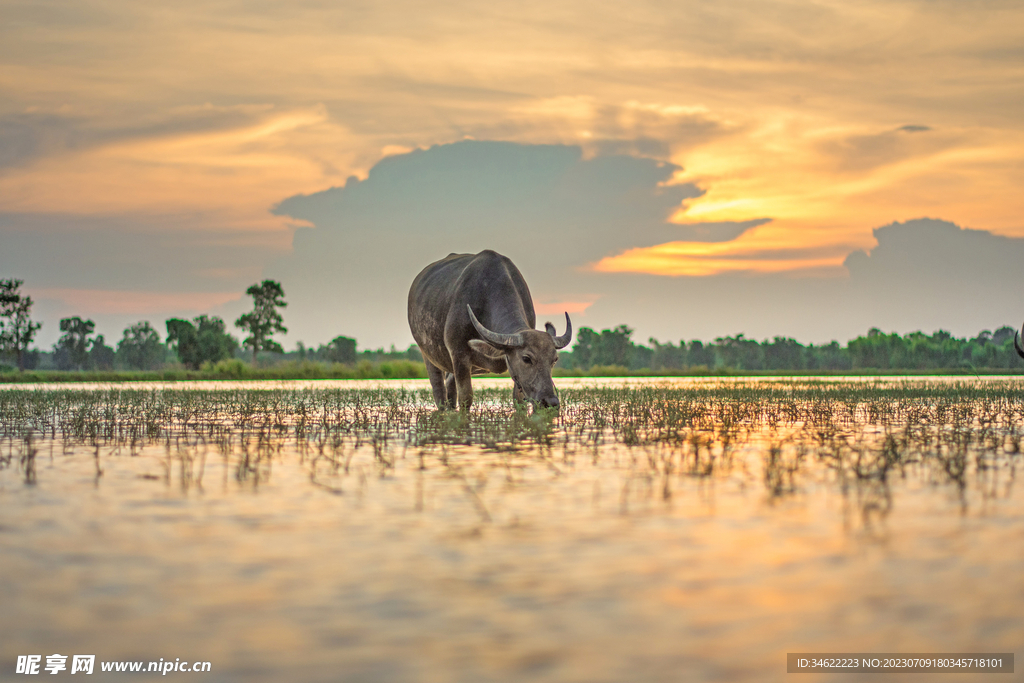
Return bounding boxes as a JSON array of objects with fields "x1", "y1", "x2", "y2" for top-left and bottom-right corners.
[
  {"x1": 1, "y1": 379, "x2": 1021, "y2": 682},
  {"x1": 5, "y1": 374, "x2": 1020, "y2": 391}
]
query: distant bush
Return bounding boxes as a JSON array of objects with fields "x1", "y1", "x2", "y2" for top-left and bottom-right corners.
[
  {"x1": 585, "y1": 364, "x2": 631, "y2": 377},
  {"x1": 380, "y1": 360, "x2": 424, "y2": 378},
  {"x1": 204, "y1": 358, "x2": 251, "y2": 378},
  {"x1": 354, "y1": 360, "x2": 376, "y2": 378}
]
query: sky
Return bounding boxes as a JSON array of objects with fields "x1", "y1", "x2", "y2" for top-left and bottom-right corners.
[{"x1": 3, "y1": 0, "x2": 1024, "y2": 349}]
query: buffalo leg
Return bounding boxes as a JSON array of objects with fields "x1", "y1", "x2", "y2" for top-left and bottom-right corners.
[
  {"x1": 445, "y1": 373, "x2": 457, "y2": 409},
  {"x1": 453, "y1": 358, "x2": 474, "y2": 411},
  {"x1": 426, "y1": 361, "x2": 448, "y2": 409}
]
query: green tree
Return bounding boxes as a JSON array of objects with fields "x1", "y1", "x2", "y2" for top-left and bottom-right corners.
[
  {"x1": 597, "y1": 325, "x2": 635, "y2": 367},
  {"x1": 762, "y1": 337, "x2": 805, "y2": 370},
  {"x1": 806, "y1": 341, "x2": 852, "y2": 371},
  {"x1": 686, "y1": 340, "x2": 714, "y2": 368},
  {"x1": 992, "y1": 326, "x2": 1015, "y2": 347},
  {"x1": 323, "y1": 335, "x2": 357, "y2": 364},
  {"x1": 405, "y1": 344, "x2": 423, "y2": 363},
  {"x1": 117, "y1": 321, "x2": 165, "y2": 370},
  {"x1": 55, "y1": 317, "x2": 96, "y2": 370},
  {"x1": 165, "y1": 319, "x2": 199, "y2": 368},
  {"x1": 90, "y1": 335, "x2": 116, "y2": 370},
  {"x1": 568, "y1": 325, "x2": 639, "y2": 370},
  {"x1": 569, "y1": 327, "x2": 599, "y2": 369},
  {"x1": 963, "y1": 327, "x2": 1014, "y2": 369},
  {"x1": 194, "y1": 315, "x2": 238, "y2": 367},
  {"x1": 649, "y1": 339, "x2": 684, "y2": 371},
  {"x1": 713, "y1": 334, "x2": 764, "y2": 370},
  {"x1": 235, "y1": 280, "x2": 287, "y2": 362},
  {"x1": 848, "y1": 328, "x2": 903, "y2": 369},
  {"x1": 166, "y1": 315, "x2": 238, "y2": 369},
  {"x1": 0, "y1": 279, "x2": 43, "y2": 370}
]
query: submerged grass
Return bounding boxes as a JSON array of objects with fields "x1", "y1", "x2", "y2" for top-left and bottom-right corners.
[{"x1": 1, "y1": 379, "x2": 1021, "y2": 516}]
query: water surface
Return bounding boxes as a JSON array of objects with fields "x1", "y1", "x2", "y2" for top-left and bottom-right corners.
[{"x1": 1, "y1": 379, "x2": 1020, "y2": 682}]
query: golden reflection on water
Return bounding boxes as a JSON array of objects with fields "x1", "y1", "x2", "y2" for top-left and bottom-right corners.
[{"x1": 0, "y1": 379, "x2": 1021, "y2": 682}]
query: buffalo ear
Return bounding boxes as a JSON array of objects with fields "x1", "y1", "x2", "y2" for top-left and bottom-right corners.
[
  {"x1": 469, "y1": 339, "x2": 505, "y2": 359},
  {"x1": 545, "y1": 322, "x2": 556, "y2": 337}
]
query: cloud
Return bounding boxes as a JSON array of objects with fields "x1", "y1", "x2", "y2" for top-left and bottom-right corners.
[
  {"x1": 0, "y1": 104, "x2": 280, "y2": 171},
  {"x1": 815, "y1": 125, "x2": 951, "y2": 174},
  {"x1": 268, "y1": 142, "x2": 1024, "y2": 347},
  {"x1": 584, "y1": 218, "x2": 1024, "y2": 345},
  {"x1": 6, "y1": 138, "x2": 1022, "y2": 352},
  {"x1": 0, "y1": 112, "x2": 81, "y2": 170},
  {"x1": 5, "y1": 0, "x2": 1023, "y2": 268},
  {"x1": 3, "y1": 0, "x2": 1022, "y2": 355},
  {"x1": 502, "y1": 98, "x2": 730, "y2": 159},
  {"x1": 835, "y1": 217, "x2": 1024, "y2": 337},
  {"x1": 667, "y1": 219, "x2": 771, "y2": 242},
  {"x1": 594, "y1": 239, "x2": 849, "y2": 277},
  {"x1": 269, "y1": 140, "x2": 702, "y2": 347},
  {"x1": 0, "y1": 104, "x2": 341, "y2": 221},
  {"x1": 842, "y1": 217, "x2": 1024, "y2": 315}
]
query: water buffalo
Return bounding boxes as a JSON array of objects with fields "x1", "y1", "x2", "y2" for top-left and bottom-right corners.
[
  {"x1": 1015, "y1": 323, "x2": 1024, "y2": 359},
  {"x1": 408, "y1": 250, "x2": 572, "y2": 411}
]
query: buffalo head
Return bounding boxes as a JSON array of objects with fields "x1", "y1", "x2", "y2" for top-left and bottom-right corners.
[{"x1": 466, "y1": 305, "x2": 571, "y2": 409}]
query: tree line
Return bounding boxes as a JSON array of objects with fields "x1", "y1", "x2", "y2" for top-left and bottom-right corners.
[
  {"x1": 3, "y1": 277, "x2": 1022, "y2": 373},
  {"x1": 0, "y1": 279, "x2": 417, "y2": 373},
  {"x1": 558, "y1": 325, "x2": 1024, "y2": 372}
]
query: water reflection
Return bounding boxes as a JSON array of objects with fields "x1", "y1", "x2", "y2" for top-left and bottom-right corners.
[{"x1": 1, "y1": 379, "x2": 1021, "y2": 682}]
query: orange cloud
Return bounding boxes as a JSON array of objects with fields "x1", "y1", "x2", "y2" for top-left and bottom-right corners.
[
  {"x1": 535, "y1": 300, "x2": 597, "y2": 315},
  {"x1": 4, "y1": 0, "x2": 1024, "y2": 300},
  {"x1": 593, "y1": 226, "x2": 854, "y2": 277},
  {"x1": 0, "y1": 107, "x2": 347, "y2": 234}
]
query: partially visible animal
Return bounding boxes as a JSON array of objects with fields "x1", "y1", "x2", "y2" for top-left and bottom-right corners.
[
  {"x1": 1015, "y1": 323, "x2": 1024, "y2": 359},
  {"x1": 408, "y1": 250, "x2": 572, "y2": 411}
]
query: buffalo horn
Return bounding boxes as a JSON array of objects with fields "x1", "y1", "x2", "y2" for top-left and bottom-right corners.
[
  {"x1": 467, "y1": 305, "x2": 523, "y2": 348},
  {"x1": 552, "y1": 312, "x2": 572, "y2": 349},
  {"x1": 1015, "y1": 325, "x2": 1024, "y2": 360}
]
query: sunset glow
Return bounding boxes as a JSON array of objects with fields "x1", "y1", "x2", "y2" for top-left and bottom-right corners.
[
  {"x1": 3, "y1": 0, "x2": 1023, "y2": 345},
  {"x1": 593, "y1": 228, "x2": 853, "y2": 277},
  {"x1": 534, "y1": 300, "x2": 597, "y2": 316}
]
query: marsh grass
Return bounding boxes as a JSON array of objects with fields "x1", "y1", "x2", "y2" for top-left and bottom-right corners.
[
  {"x1": 2, "y1": 380, "x2": 1021, "y2": 521},
  {"x1": 0, "y1": 359, "x2": 428, "y2": 384},
  {"x1": 7, "y1": 364, "x2": 1023, "y2": 385}
]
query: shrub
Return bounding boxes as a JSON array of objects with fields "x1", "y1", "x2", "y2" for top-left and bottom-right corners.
[{"x1": 204, "y1": 358, "x2": 250, "y2": 378}]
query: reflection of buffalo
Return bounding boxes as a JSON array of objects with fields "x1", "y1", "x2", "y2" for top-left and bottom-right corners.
[
  {"x1": 408, "y1": 250, "x2": 572, "y2": 411},
  {"x1": 1016, "y1": 324, "x2": 1024, "y2": 359}
]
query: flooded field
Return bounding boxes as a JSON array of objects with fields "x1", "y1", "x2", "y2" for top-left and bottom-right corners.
[{"x1": 1, "y1": 379, "x2": 1021, "y2": 682}]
